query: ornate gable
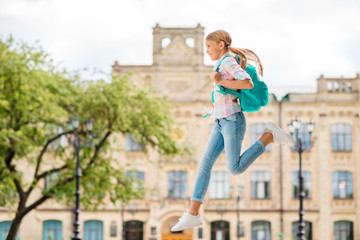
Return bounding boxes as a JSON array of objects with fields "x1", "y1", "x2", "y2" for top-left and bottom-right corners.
[{"x1": 152, "y1": 24, "x2": 204, "y2": 66}]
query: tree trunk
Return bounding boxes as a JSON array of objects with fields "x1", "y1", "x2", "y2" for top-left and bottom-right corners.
[
  {"x1": 5, "y1": 185, "x2": 57, "y2": 240},
  {"x1": 6, "y1": 213, "x2": 23, "y2": 240}
]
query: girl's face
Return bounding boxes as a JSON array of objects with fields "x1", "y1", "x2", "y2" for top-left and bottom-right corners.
[{"x1": 205, "y1": 39, "x2": 226, "y2": 61}]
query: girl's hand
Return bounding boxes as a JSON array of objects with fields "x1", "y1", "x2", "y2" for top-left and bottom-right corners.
[{"x1": 211, "y1": 72, "x2": 222, "y2": 84}]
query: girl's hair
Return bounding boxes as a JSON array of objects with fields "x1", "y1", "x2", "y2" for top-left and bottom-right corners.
[{"x1": 206, "y1": 29, "x2": 264, "y2": 77}]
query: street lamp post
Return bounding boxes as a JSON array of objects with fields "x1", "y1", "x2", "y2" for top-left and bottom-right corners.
[
  {"x1": 236, "y1": 195, "x2": 240, "y2": 240},
  {"x1": 236, "y1": 186, "x2": 244, "y2": 240},
  {"x1": 67, "y1": 117, "x2": 93, "y2": 240},
  {"x1": 288, "y1": 119, "x2": 314, "y2": 240},
  {"x1": 121, "y1": 204, "x2": 126, "y2": 240}
]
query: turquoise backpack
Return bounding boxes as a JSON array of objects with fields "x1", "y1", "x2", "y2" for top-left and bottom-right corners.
[{"x1": 214, "y1": 55, "x2": 269, "y2": 112}]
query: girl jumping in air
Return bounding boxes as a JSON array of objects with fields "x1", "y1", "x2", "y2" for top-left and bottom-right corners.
[{"x1": 171, "y1": 29, "x2": 294, "y2": 231}]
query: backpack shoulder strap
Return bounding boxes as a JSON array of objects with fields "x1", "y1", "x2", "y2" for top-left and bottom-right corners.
[
  {"x1": 214, "y1": 55, "x2": 232, "y2": 72},
  {"x1": 213, "y1": 55, "x2": 244, "y2": 99}
]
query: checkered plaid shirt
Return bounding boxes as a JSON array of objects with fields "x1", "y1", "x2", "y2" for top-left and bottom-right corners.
[{"x1": 206, "y1": 52, "x2": 251, "y2": 119}]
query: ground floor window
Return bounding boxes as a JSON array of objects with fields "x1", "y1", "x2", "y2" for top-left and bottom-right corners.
[
  {"x1": 125, "y1": 220, "x2": 143, "y2": 240},
  {"x1": 292, "y1": 221, "x2": 312, "y2": 240},
  {"x1": 334, "y1": 221, "x2": 353, "y2": 240},
  {"x1": 0, "y1": 221, "x2": 19, "y2": 240},
  {"x1": 251, "y1": 221, "x2": 271, "y2": 240},
  {"x1": 43, "y1": 220, "x2": 62, "y2": 240},
  {"x1": 211, "y1": 221, "x2": 230, "y2": 240},
  {"x1": 84, "y1": 220, "x2": 103, "y2": 240}
]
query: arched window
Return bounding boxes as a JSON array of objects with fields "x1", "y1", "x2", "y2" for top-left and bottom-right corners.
[
  {"x1": 43, "y1": 220, "x2": 62, "y2": 240},
  {"x1": 333, "y1": 171, "x2": 353, "y2": 199},
  {"x1": 0, "y1": 221, "x2": 19, "y2": 240},
  {"x1": 331, "y1": 124, "x2": 352, "y2": 151},
  {"x1": 84, "y1": 220, "x2": 103, "y2": 240},
  {"x1": 168, "y1": 171, "x2": 187, "y2": 199},
  {"x1": 209, "y1": 171, "x2": 230, "y2": 199},
  {"x1": 125, "y1": 220, "x2": 144, "y2": 240},
  {"x1": 251, "y1": 221, "x2": 271, "y2": 240},
  {"x1": 334, "y1": 221, "x2": 353, "y2": 240},
  {"x1": 211, "y1": 221, "x2": 230, "y2": 240},
  {"x1": 292, "y1": 221, "x2": 312, "y2": 240}
]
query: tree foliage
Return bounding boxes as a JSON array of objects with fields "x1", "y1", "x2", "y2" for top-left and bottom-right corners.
[{"x1": 0, "y1": 36, "x2": 182, "y2": 240}]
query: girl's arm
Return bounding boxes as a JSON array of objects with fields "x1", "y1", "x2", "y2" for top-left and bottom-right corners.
[
  {"x1": 212, "y1": 57, "x2": 253, "y2": 89},
  {"x1": 211, "y1": 72, "x2": 254, "y2": 89},
  {"x1": 218, "y1": 78, "x2": 254, "y2": 89}
]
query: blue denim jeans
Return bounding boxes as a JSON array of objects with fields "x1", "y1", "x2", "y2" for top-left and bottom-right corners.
[{"x1": 191, "y1": 111, "x2": 265, "y2": 203}]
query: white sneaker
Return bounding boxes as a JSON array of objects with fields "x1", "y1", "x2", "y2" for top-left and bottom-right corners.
[
  {"x1": 171, "y1": 212, "x2": 203, "y2": 232},
  {"x1": 264, "y1": 122, "x2": 295, "y2": 147}
]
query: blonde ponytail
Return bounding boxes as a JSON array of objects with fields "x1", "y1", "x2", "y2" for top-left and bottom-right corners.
[
  {"x1": 228, "y1": 46, "x2": 264, "y2": 77},
  {"x1": 206, "y1": 30, "x2": 264, "y2": 77}
]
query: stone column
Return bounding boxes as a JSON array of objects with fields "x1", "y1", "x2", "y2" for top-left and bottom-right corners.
[
  {"x1": 316, "y1": 109, "x2": 331, "y2": 240},
  {"x1": 354, "y1": 113, "x2": 360, "y2": 239}
]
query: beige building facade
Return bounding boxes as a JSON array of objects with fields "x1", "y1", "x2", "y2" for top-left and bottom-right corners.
[{"x1": 1, "y1": 24, "x2": 359, "y2": 240}]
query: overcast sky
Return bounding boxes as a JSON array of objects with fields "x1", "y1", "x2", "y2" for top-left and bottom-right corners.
[{"x1": 1, "y1": 0, "x2": 359, "y2": 91}]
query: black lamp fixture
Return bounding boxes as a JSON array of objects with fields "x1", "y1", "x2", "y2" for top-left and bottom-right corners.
[{"x1": 288, "y1": 118, "x2": 314, "y2": 240}]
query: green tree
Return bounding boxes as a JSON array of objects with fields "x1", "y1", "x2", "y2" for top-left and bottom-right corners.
[{"x1": 0, "y1": 37, "x2": 182, "y2": 240}]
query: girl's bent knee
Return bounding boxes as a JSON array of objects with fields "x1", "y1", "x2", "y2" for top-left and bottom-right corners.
[{"x1": 228, "y1": 166, "x2": 246, "y2": 175}]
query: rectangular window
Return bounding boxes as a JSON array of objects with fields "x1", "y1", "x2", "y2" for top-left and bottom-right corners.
[
  {"x1": 126, "y1": 171, "x2": 145, "y2": 197},
  {"x1": 84, "y1": 220, "x2": 103, "y2": 240},
  {"x1": 251, "y1": 171, "x2": 271, "y2": 199},
  {"x1": 43, "y1": 220, "x2": 62, "y2": 240},
  {"x1": 209, "y1": 171, "x2": 231, "y2": 199},
  {"x1": 110, "y1": 225, "x2": 117, "y2": 237},
  {"x1": 44, "y1": 172, "x2": 59, "y2": 190},
  {"x1": 334, "y1": 221, "x2": 353, "y2": 240},
  {"x1": 333, "y1": 171, "x2": 353, "y2": 199},
  {"x1": 251, "y1": 221, "x2": 271, "y2": 240},
  {"x1": 125, "y1": 133, "x2": 143, "y2": 151},
  {"x1": 198, "y1": 227, "x2": 203, "y2": 239},
  {"x1": 151, "y1": 227, "x2": 156, "y2": 235},
  {"x1": 168, "y1": 171, "x2": 187, "y2": 199},
  {"x1": 125, "y1": 221, "x2": 143, "y2": 240},
  {"x1": 331, "y1": 124, "x2": 352, "y2": 152}
]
